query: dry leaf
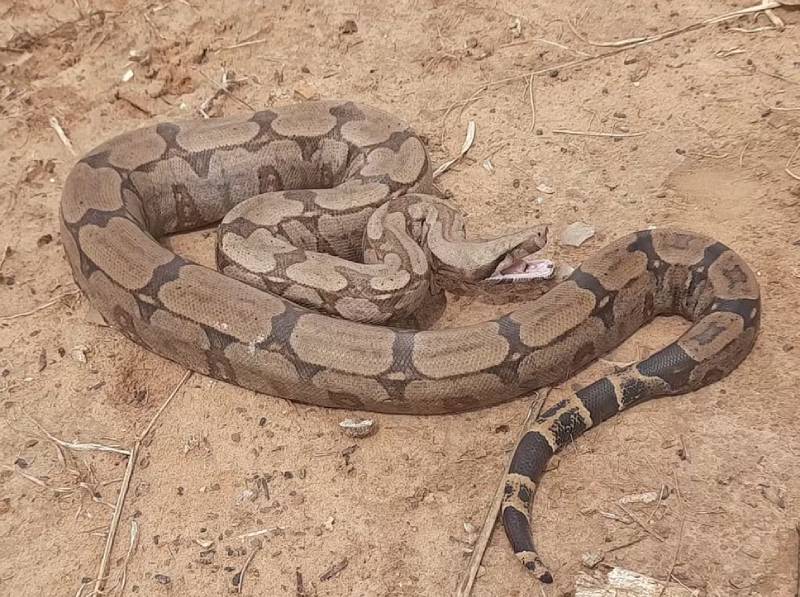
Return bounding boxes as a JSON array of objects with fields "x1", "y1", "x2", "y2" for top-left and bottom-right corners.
[
  {"x1": 433, "y1": 121, "x2": 476, "y2": 178},
  {"x1": 560, "y1": 222, "x2": 595, "y2": 247}
]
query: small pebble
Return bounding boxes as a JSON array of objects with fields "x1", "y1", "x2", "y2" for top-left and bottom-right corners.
[
  {"x1": 619, "y1": 491, "x2": 660, "y2": 505},
  {"x1": 154, "y1": 574, "x2": 170, "y2": 585},
  {"x1": 71, "y1": 345, "x2": 89, "y2": 364},
  {"x1": 339, "y1": 418, "x2": 376, "y2": 438},
  {"x1": 581, "y1": 551, "x2": 604, "y2": 569},
  {"x1": 236, "y1": 489, "x2": 257, "y2": 504},
  {"x1": 339, "y1": 19, "x2": 358, "y2": 34}
]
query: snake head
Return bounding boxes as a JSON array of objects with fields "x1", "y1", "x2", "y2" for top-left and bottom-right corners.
[{"x1": 510, "y1": 224, "x2": 549, "y2": 258}]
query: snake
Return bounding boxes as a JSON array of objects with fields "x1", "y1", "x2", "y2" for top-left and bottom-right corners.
[{"x1": 59, "y1": 100, "x2": 761, "y2": 583}]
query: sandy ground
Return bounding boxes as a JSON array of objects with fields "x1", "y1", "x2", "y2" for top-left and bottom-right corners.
[{"x1": 1, "y1": 1, "x2": 800, "y2": 596}]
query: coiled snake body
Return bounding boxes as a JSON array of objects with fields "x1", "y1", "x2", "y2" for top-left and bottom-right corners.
[{"x1": 60, "y1": 101, "x2": 761, "y2": 583}]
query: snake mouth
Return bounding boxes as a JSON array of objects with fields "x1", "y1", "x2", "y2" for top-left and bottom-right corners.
[{"x1": 487, "y1": 256, "x2": 556, "y2": 283}]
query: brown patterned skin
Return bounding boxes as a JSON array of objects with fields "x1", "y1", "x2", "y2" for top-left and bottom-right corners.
[
  {"x1": 501, "y1": 231, "x2": 760, "y2": 583},
  {"x1": 217, "y1": 191, "x2": 548, "y2": 324},
  {"x1": 59, "y1": 100, "x2": 761, "y2": 583}
]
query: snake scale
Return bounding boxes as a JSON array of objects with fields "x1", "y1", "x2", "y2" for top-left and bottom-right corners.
[{"x1": 60, "y1": 100, "x2": 761, "y2": 583}]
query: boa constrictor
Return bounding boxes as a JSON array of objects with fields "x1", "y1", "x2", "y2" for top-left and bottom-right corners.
[{"x1": 59, "y1": 100, "x2": 761, "y2": 583}]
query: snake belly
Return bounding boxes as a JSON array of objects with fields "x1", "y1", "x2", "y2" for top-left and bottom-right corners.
[{"x1": 59, "y1": 100, "x2": 761, "y2": 583}]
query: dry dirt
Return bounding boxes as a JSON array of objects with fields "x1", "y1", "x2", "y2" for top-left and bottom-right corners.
[{"x1": 1, "y1": 1, "x2": 800, "y2": 596}]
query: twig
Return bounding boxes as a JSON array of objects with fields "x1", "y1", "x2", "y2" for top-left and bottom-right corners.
[
  {"x1": 648, "y1": 483, "x2": 667, "y2": 524},
  {"x1": 75, "y1": 579, "x2": 91, "y2": 597},
  {"x1": 565, "y1": 18, "x2": 647, "y2": 47},
  {"x1": 50, "y1": 438, "x2": 128, "y2": 457},
  {"x1": 237, "y1": 547, "x2": 260, "y2": 593},
  {"x1": 685, "y1": 151, "x2": 729, "y2": 160},
  {"x1": 439, "y1": 85, "x2": 487, "y2": 146},
  {"x1": 433, "y1": 121, "x2": 476, "y2": 179},
  {"x1": 759, "y1": 68, "x2": 799, "y2": 86},
  {"x1": 142, "y1": 11, "x2": 167, "y2": 40},
  {"x1": 0, "y1": 289, "x2": 80, "y2": 321},
  {"x1": 0, "y1": 246, "x2": 8, "y2": 271},
  {"x1": 237, "y1": 527, "x2": 279, "y2": 540},
  {"x1": 90, "y1": 443, "x2": 137, "y2": 597},
  {"x1": 498, "y1": 37, "x2": 592, "y2": 57},
  {"x1": 526, "y1": 74, "x2": 536, "y2": 133},
  {"x1": 764, "y1": 8, "x2": 785, "y2": 30},
  {"x1": 9, "y1": 465, "x2": 49, "y2": 489},
  {"x1": 600, "y1": 509, "x2": 634, "y2": 523},
  {"x1": 715, "y1": 47, "x2": 746, "y2": 58},
  {"x1": 27, "y1": 416, "x2": 130, "y2": 456},
  {"x1": 658, "y1": 517, "x2": 686, "y2": 597},
  {"x1": 761, "y1": 92, "x2": 800, "y2": 112},
  {"x1": 786, "y1": 142, "x2": 800, "y2": 181},
  {"x1": 136, "y1": 371, "x2": 192, "y2": 441},
  {"x1": 739, "y1": 140, "x2": 750, "y2": 167},
  {"x1": 606, "y1": 534, "x2": 646, "y2": 553},
  {"x1": 678, "y1": 435, "x2": 690, "y2": 462},
  {"x1": 118, "y1": 519, "x2": 139, "y2": 595},
  {"x1": 672, "y1": 470, "x2": 683, "y2": 505},
  {"x1": 616, "y1": 503, "x2": 665, "y2": 542},
  {"x1": 91, "y1": 370, "x2": 192, "y2": 597},
  {"x1": 319, "y1": 557, "x2": 348, "y2": 582},
  {"x1": 456, "y1": 387, "x2": 550, "y2": 597},
  {"x1": 552, "y1": 129, "x2": 647, "y2": 138},
  {"x1": 729, "y1": 25, "x2": 776, "y2": 33},
  {"x1": 49, "y1": 116, "x2": 77, "y2": 156},
  {"x1": 219, "y1": 38, "x2": 269, "y2": 51},
  {"x1": 114, "y1": 90, "x2": 155, "y2": 117},
  {"x1": 197, "y1": 69, "x2": 254, "y2": 117},
  {"x1": 703, "y1": 1, "x2": 782, "y2": 24},
  {"x1": 795, "y1": 522, "x2": 800, "y2": 597},
  {"x1": 467, "y1": 0, "x2": 785, "y2": 95}
]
